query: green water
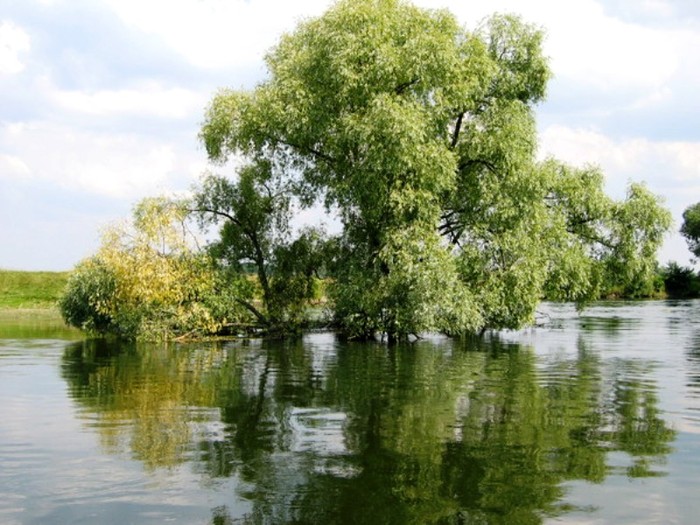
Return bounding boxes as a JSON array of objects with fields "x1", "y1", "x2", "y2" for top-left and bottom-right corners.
[{"x1": 1, "y1": 301, "x2": 699, "y2": 524}]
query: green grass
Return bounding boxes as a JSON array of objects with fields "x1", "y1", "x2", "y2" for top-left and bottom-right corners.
[{"x1": 0, "y1": 270, "x2": 71, "y2": 309}]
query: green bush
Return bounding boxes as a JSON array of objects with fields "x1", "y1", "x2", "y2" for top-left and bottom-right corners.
[
  {"x1": 59, "y1": 259, "x2": 122, "y2": 335},
  {"x1": 662, "y1": 262, "x2": 700, "y2": 299}
]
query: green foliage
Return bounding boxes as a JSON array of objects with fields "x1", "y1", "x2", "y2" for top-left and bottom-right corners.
[
  {"x1": 540, "y1": 164, "x2": 671, "y2": 302},
  {"x1": 0, "y1": 270, "x2": 71, "y2": 309},
  {"x1": 61, "y1": 197, "x2": 252, "y2": 340},
  {"x1": 662, "y1": 262, "x2": 700, "y2": 298},
  {"x1": 604, "y1": 183, "x2": 672, "y2": 294},
  {"x1": 193, "y1": 163, "x2": 287, "y2": 319},
  {"x1": 192, "y1": 164, "x2": 327, "y2": 332},
  {"x1": 329, "y1": 227, "x2": 482, "y2": 340},
  {"x1": 681, "y1": 202, "x2": 700, "y2": 258},
  {"x1": 269, "y1": 227, "x2": 328, "y2": 326},
  {"x1": 199, "y1": 0, "x2": 548, "y2": 339},
  {"x1": 59, "y1": 258, "x2": 120, "y2": 335},
  {"x1": 199, "y1": 0, "x2": 671, "y2": 340}
]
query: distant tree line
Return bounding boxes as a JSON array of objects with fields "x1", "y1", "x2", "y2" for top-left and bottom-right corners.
[{"x1": 659, "y1": 202, "x2": 700, "y2": 299}]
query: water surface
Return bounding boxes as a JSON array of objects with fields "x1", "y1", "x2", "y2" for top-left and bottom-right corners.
[{"x1": 1, "y1": 301, "x2": 699, "y2": 524}]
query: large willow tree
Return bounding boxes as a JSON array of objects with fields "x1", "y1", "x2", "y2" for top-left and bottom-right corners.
[{"x1": 200, "y1": 0, "x2": 670, "y2": 341}]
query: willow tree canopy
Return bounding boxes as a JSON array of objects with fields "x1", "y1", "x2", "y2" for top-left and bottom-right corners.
[{"x1": 199, "y1": 0, "x2": 671, "y2": 341}]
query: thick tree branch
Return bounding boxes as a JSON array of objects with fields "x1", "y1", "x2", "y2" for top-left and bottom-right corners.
[
  {"x1": 458, "y1": 158, "x2": 498, "y2": 174},
  {"x1": 191, "y1": 204, "x2": 272, "y2": 311},
  {"x1": 264, "y1": 134, "x2": 337, "y2": 166},
  {"x1": 451, "y1": 112, "x2": 465, "y2": 149},
  {"x1": 235, "y1": 298, "x2": 269, "y2": 326},
  {"x1": 395, "y1": 77, "x2": 420, "y2": 95},
  {"x1": 568, "y1": 230, "x2": 615, "y2": 250},
  {"x1": 250, "y1": 229, "x2": 271, "y2": 306},
  {"x1": 438, "y1": 214, "x2": 467, "y2": 246},
  {"x1": 189, "y1": 207, "x2": 242, "y2": 228}
]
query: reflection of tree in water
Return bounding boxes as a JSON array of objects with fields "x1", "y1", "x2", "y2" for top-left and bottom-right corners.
[
  {"x1": 578, "y1": 314, "x2": 632, "y2": 335},
  {"x1": 62, "y1": 334, "x2": 675, "y2": 524},
  {"x1": 687, "y1": 331, "x2": 700, "y2": 397},
  {"x1": 61, "y1": 338, "x2": 244, "y2": 470},
  {"x1": 288, "y1": 339, "x2": 673, "y2": 524}
]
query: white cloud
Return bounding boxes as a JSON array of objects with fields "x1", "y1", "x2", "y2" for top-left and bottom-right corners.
[
  {"x1": 0, "y1": 121, "x2": 191, "y2": 199},
  {"x1": 624, "y1": 86, "x2": 673, "y2": 112},
  {"x1": 53, "y1": 82, "x2": 206, "y2": 119},
  {"x1": 0, "y1": 153, "x2": 31, "y2": 178},
  {"x1": 432, "y1": 0, "x2": 680, "y2": 92},
  {"x1": 539, "y1": 124, "x2": 700, "y2": 192},
  {"x1": 100, "y1": 0, "x2": 330, "y2": 70},
  {"x1": 640, "y1": 0, "x2": 674, "y2": 18},
  {"x1": 0, "y1": 20, "x2": 30, "y2": 75},
  {"x1": 547, "y1": 16, "x2": 678, "y2": 92},
  {"x1": 95, "y1": 0, "x2": 690, "y2": 104},
  {"x1": 539, "y1": 124, "x2": 700, "y2": 263}
]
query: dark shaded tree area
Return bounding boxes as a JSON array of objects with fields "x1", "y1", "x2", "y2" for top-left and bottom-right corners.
[
  {"x1": 659, "y1": 201, "x2": 700, "y2": 299},
  {"x1": 662, "y1": 262, "x2": 700, "y2": 299},
  {"x1": 681, "y1": 202, "x2": 700, "y2": 259}
]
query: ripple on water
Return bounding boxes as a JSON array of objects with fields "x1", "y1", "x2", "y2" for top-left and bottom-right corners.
[{"x1": 3, "y1": 303, "x2": 700, "y2": 524}]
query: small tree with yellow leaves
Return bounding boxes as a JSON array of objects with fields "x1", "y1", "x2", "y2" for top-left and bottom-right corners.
[{"x1": 60, "y1": 197, "x2": 253, "y2": 339}]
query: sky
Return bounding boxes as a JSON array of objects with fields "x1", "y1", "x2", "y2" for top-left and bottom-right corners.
[{"x1": 1, "y1": 0, "x2": 700, "y2": 271}]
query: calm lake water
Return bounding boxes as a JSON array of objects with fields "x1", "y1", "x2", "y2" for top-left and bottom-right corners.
[{"x1": 1, "y1": 301, "x2": 699, "y2": 524}]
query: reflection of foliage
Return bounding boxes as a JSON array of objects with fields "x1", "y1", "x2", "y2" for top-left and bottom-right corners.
[
  {"x1": 62, "y1": 339, "x2": 242, "y2": 470},
  {"x1": 61, "y1": 335, "x2": 676, "y2": 523},
  {"x1": 609, "y1": 370, "x2": 675, "y2": 462},
  {"x1": 210, "y1": 506, "x2": 235, "y2": 525}
]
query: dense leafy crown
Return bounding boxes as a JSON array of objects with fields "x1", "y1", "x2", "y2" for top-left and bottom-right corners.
[{"x1": 197, "y1": 0, "x2": 670, "y2": 340}]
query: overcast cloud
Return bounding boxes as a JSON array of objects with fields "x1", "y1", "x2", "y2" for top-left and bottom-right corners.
[{"x1": 1, "y1": 0, "x2": 699, "y2": 270}]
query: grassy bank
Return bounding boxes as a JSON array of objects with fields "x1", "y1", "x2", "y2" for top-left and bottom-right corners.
[
  {"x1": 0, "y1": 270, "x2": 70, "y2": 309},
  {"x1": 0, "y1": 270, "x2": 80, "y2": 338}
]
